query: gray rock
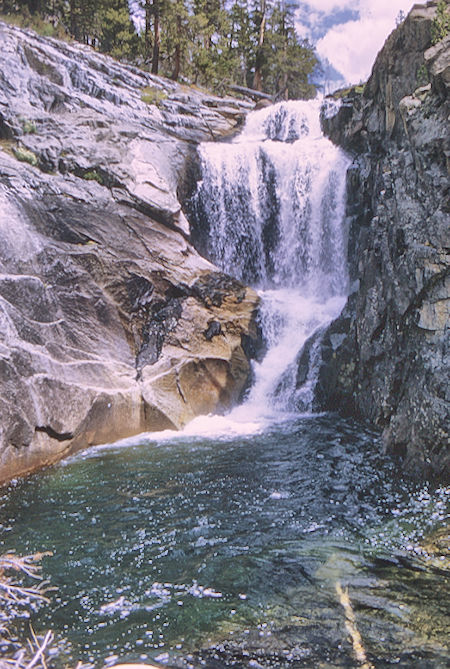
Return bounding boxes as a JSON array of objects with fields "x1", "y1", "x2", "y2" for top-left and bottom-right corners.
[
  {"x1": 0, "y1": 21, "x2": 259, "y2": 483},
  {"x1": 316, "y1": 1, "x2": 449, "y2": 479}
]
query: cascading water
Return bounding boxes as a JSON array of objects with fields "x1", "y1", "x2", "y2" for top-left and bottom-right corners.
[
  {"x1": 191, "y1": 99, "x2": 351, "y2": 419},
  {"x1": 2, "y1": 104, "x2": 447, "y2": 669}
]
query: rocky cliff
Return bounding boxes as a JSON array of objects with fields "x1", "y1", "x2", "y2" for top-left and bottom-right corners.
[
  {"x1": 0, "y1": 21, "x2": 260, "y2": 483},
  {"x1": 315, "y1": 1, "x2": 449, "y2": 479}
]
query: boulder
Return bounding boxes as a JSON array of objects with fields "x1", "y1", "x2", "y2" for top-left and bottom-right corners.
[{"x1": 0, "y1": 21, "x2": 259, "y2": 483}]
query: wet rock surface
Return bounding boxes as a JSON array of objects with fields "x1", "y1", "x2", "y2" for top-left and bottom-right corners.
[
  {"x1": 0, "y1": 21, "x2": 259, "y2": 483},
  {"x1": 316, "y1": 1, "x2": 449, "y2": 479},
  {"x1": 175, "y1": 625, "x2": 355, "y2": 668}
]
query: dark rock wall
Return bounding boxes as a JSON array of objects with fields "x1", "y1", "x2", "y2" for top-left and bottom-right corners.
[{"x1": 316, "y1": 1, "x2": 449, "y2": 479}]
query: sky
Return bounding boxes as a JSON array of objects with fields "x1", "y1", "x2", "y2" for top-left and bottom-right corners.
[{"x1": 295, "y1": 0, "x2": 417, "y2": 88}]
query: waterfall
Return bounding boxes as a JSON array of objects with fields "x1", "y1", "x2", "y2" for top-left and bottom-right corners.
[{"x1": 191, "y1": 99, "x2": 351, "y2": 422}]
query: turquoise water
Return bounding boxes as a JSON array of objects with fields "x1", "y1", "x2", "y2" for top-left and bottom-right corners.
[{"x1": 0, "y1": 415, "x2": 448, "y2": 667}]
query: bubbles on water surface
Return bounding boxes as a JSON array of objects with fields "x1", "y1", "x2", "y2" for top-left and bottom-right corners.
[
  {"x1": 1, "y1": 100, "x2": 449, "y2": 667},
  {"x1": 0, "y1": 416, "x2": 449, "y2": 666}
]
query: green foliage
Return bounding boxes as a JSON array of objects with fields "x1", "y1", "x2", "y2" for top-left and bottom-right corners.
[
  {"x1": 12, "y1": 146, "x2": 38, "y2": 166},
  {"x1": 140, "y1": 85, "x2": 167, "y2": 105},
  {"x1": 333, "y1": 83, "x2": 365, "y2": 99},
  {"x1": 82, "y1": 169, "x2": 105, "y2": 184},
  {"x1": 416, "y1": 63, "x2": 429, "y2": 87},
  {"x1": 431, "y1": 0, "x2": 450, "y2": 44},
  {"x1": 19, "y1": 118, "x2": 37, "y2": 134},
  {"x1": 0, "y1": 8, "x2": 68, "y2": 39},
  {"x1": 97, "y1": 1, "x2": 139, "y2": 60},
  {"x1": 255, "y1": 1, "x2": 319, "y2": 99}
]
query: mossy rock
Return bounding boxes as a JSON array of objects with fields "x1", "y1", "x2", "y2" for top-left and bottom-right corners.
[
  {"x1": 13, "y1": 145, "x2": 38, "y2": 166},
  {"x1": 18, "y1": 117, "x2": 37, "y2": 135},
  {"x1": 82, "y1": 169, "x2": 105, "y2": 185},
  {"x1": 141, "y1": 86, "x2": 168, "y2": 107},
  {"x1": 421, "y1": 525, "x2": 450, "y2": 558},
  {"x1": 332, "y1": 84, "x2": 366, "y2": 99}
]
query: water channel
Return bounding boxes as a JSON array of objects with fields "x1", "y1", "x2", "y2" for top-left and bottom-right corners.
[{"x1": 0, "y1": 101, "x2": 448, "y2": 668}]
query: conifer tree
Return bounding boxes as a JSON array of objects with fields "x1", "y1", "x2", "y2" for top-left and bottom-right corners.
[
  {"x1": 151, "y1": 0, "x2": 160, "y2": 73},
  {"x1": 253, "y1": 0, "x2": 266, "y2": 90},
  {"x1": 98, "y1": 0, "x2": 138, "y2": 59},
  {"x1": 229, "y1": 0, "x2": 253, "y2": 86}
]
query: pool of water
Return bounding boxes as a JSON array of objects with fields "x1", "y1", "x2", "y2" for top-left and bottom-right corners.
[{"x1": 0, "y1": 414, "x2": 448, "y2": 667}]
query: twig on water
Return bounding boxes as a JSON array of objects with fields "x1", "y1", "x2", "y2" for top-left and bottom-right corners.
[
  {"x1": 336, "y1": 580, "x2": 374, "y2": 669},
  {"x1": 25, "y1": 628, "x2": 54, "y2": 669},
  {"x1": 0, "y1": 554, "x2": 52, "y2": 580}
]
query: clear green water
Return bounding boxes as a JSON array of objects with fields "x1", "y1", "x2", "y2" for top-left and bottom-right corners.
[{"x1": 0, "y1": 415, "x2": 448, "y2": 667}]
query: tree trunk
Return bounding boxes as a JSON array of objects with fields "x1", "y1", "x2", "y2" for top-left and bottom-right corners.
[
  {"x1": 281, "y1": 5, "x2": 288, "y2": 100},
  {"x1": 69, "y1": 0, "x2": 77, "y2": 39},
  {"x1": 171, "y1": 13, "x2": 182, "y2": 80},
  {"x1": 227, "y1": 83, "x2": 273, "y2": 101},
  {"x1": 145, "y1": 0, "x2": 152, "y2": 63},
  {"x1": 29, "y1": 0, "x2": 41, "y2": 14},
  {"x1": 172, "y1": 44, "x2": 181, "y2": 81},
  {"x1": 151, "y1": 0, "x2": 160, "y2": 75},
  {"x1": 253, "y1": 0, "x2": 266, "y2": 91}
]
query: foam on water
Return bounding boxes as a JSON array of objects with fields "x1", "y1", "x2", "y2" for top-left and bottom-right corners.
[
  {"x1": 72, "y1": 100, "x2": 351, "y2": 455},
  {"x1": 191, "y1": 99, "x2": 351, "y2": 421}
]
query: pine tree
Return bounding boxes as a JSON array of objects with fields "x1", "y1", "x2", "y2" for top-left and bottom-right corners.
[
  {"x1": 98, "y1": 0, "x2": 138, "y2": 59},
  {"x1": 229, "y1": 0, "x2": 253, "y2": 86},
  {"x1": 143, "y1": 0, "x2": 152, "y2": 63},
  {"x1": 252, "y1": 0, "x2": 266, "y2": 90},
  {"x1": 151, "y1": 0, "x2": 160, "y2": 73},
  {"x1": 253, "y1": 0, "x2": 318, "y2": 99}
]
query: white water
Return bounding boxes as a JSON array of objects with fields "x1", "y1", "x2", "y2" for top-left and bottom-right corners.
[
  {"x1": 193, "y1": 100, "x2": 349, "y2": 294},
  {"x1": 190, "y1": 100, "x2": 351, "y2": 431},
  {"x1": 83, "y1": 101, "x2": 351, "y2": 453}
]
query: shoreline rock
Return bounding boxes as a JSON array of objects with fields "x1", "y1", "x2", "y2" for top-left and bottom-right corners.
[
  {"x1": 0, "y1": 21, "x2": 260, "y2": 484},
  {"x1": 313, "y1": 1, "x2": 449, "y2": 479}
]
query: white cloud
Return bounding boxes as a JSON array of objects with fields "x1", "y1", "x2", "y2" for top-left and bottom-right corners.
[
  {"x1": 304, "y1": 0, "x2": 353, "y2": 11},
  {"x1": 299, "y1": 0, "x2": 416, "y2": 85},
  {"x1": 317, "y1": 17, "x2": 388, "y2": 84},
  {"x1": 296, "y1": 23, "x2": 312, "y2": 40}
]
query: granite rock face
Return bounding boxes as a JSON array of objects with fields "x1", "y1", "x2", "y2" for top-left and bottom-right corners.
[
  {"x1": 316, "y1": 1, "x2": 449, "y2": 479},
  {"x1": 0, "y1": 21, "x2": 259, "y2": 483}
]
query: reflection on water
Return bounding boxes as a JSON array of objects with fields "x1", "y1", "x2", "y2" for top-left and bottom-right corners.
[{"x1": 0, "y1": 415, "x2": 448, "y2": 667}]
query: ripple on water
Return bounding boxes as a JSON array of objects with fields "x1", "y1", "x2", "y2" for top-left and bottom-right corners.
[{"x1": 0, "y1": 415, "x2": 448, "y2": 667}]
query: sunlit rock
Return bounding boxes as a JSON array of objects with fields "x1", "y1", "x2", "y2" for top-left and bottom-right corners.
[{"x1": 0, "y1": 20, "x2": 259, "y2": 483}]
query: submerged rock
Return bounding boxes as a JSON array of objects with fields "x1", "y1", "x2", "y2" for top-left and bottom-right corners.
[
  {"x1": 0, "y1": 21, "x2": 259, "y2": 483},
  {"x1": 315, "y1": 1, "x2": 449, "y2": 479}
]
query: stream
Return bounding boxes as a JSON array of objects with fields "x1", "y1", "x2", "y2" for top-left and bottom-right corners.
[
  {"x1": 0, "y1": 418, "x2": 448, "y2": 667},
  {"x1": 0, "y1": 101, "x2": 448, "y2": 667}
]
